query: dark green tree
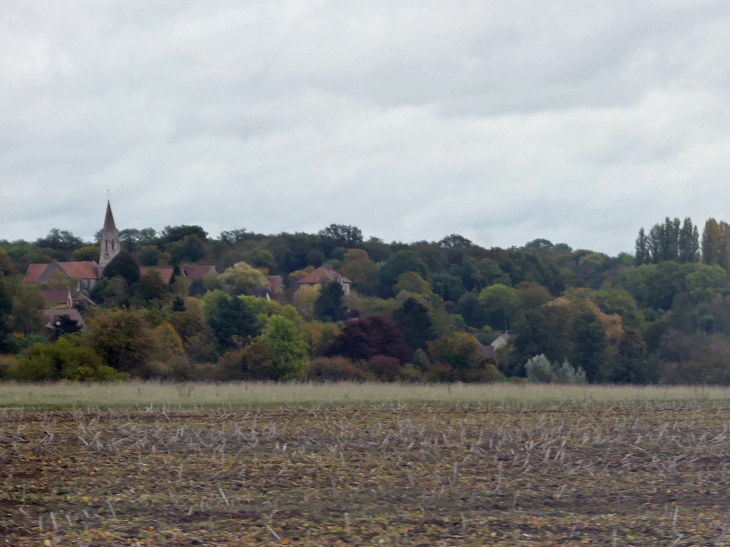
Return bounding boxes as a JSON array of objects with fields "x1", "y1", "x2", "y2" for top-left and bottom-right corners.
[
  {"x1": 607, "y1": 328, "x2": 652, "y2": 383},
  {"x1": 379, "y1": 251, "x2": 429, "y2": 298},
  {"x1": 635, "y1": 228, "x2": 650, "y2": 265},
  {"x1": 132, "y1": 270, "x2": 169, "y2": 307},
  {"x1": 393, "y1": 297, "x2": 435, "y2": 353},
  {"x1": 102, "y1": 251, "x2": 140, "y2": 285},
  {"x1": 204, "y1": 291, "x2": 259, "y2": 352},
  {"x1": 571, "y1": 311, "x2": 607, "y2": 383},
  {"x1": 53, "y1": 315, "x2": 81, "y2": 338},
  {"x1": 314, "y1": 281, "x2": 345, "y2": 322},
  {"x1": 171, "y1": 296, "x2": 187, "y2": 312},
  {"x1": 678, "y1": 217, "x2": 700, "y2": 263}
]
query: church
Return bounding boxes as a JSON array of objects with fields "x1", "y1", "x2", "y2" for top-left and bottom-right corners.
[{"x1": 25, "y1": 201, "x2": 217, "y2": 295}]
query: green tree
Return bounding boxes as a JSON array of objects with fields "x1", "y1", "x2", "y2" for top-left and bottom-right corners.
[
  {"x1": 16, "y1": 338, "x2": 123, "y2": 381},
  {"x1": 379, "y1": 251, "x2": 429, "y2": 298},
  {"x1": 132, "y1": 270, "x2": 170, "y2": 307},
  {"x1": 102, "y1": 251, "x2": 140, "y2": 285},
  {"x1": 259, "y1": 315, "x2": 308, "y2": 379},
  {"x1": 685, "y1": 265, "x2": 728, "y2": 303},
  {"x1": 678, "y1": 217, "x2": 700, "y2": 263},
  {"x1": 70, "y1": 245, "x2": 100, "y2": 262},
  {"x1": 219, "y1": 261, "x2": 267, "y2": 296},
  {"x1": 8, "y1": 282, "x2": 45, "y2": 335},
  {"x1": 702, "y1": 218, "x2": 723, "y2": 265},
  {"x1": 607, "y1": 328, "x2": 651, "y2": 384},
  {"x1": 87, "y1": 310, "x2": 154, "y2": 374},
  {"x1": 570, "y1": 310, "x2": 607, "y2": 383},
  {"x1": 203, "y1": 290, "x2": 259, "y2": 351},
  {"x1": 392, "y1": 297, "x2": 435, "y2": 353},
  {"x1": 635, "y1": 228, "x2": 650, "y2": 265},
  {"x1": 394, "y1": 272, "x2": 432, "y2": 296},
  {"x1": 314, "y1": 281, "x2": 345, "y2": 322},
  {"x1": 478, "y1": 284, "x2": 522, "y2": 330}
]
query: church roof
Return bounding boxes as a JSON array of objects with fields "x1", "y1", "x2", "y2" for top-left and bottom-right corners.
[
  {"x1": 140, "y1": 266, "x2": 175, "y2": 284},
  {"x1": 25, "y1": 263, "x2": 49, "y2": 283},
  {"x1": 103, "y1": 201, "x2": 117, "y2": 232},
  {"x1": 59, "y1": 262, "x2": 99, "y2": 279},
  {"x1": 182, "y1": 265, "x2": 217, "y2": 280}
]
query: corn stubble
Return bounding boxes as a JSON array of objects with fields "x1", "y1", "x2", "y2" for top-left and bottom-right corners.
[{"x1": 2, "y1": 402, "x2": 730, "y2": 545}]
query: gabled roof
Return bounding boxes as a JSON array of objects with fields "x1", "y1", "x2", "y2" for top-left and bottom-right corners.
[
  {"x1": 140, "y1": 266, "x2": 175, "y2": 284},
  {"x1": 268, "y1": 275, "x2": 283, "y2": 294},
  {"x1": 59, "y1": 262, "x2": 99, "y2": 279},
  {"x1": 43, "y1": 308, "x2": 85, "y2": 330},
  {"x1": 298, "y1": 265, "x2": 351, "y2": 286},
  {"x1": 25, "y1": 263, "x2": 50, "y2": 283},
  {"x1": 103, "y1": 201, "x2": 117, "y2": 232},
  {"x1": 182, "y1": 265, "x2": 217, "y2": 280},
  {"x1": 25, "y1": 262, "x2": 99, "y2": 283},
  {"x1": 40, "y1": 290, "x2": 71, "y2": 306}
]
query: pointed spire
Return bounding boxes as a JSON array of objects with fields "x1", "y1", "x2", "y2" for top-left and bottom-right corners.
[{"x1": 103, "y1": 200, "x2": 117, "y2": 232}]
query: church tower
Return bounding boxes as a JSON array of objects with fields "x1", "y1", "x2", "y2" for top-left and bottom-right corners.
[{"x1": 99, "y1": 201, "x2": 120, "y2": 274}]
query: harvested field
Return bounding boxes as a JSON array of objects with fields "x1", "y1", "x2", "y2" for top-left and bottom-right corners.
[{"x1": 2, "y1": 402, "x2": 730, "y2": 545}]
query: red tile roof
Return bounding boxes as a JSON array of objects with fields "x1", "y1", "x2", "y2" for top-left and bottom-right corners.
[
  {"x1": 43, "y1": 309, "x2": 85, "y2": 330},
  {"x1": 140, "y1": 267, "x2": 175, "y2": 284},
  {"x1": 40, "y1": 290, "x2": 70, "y2": 306},
  {"x1": 268, "y1": 275, "x2": 283, "y2": 293},
  {"x1": 182, "y1": 265, "x2": 217, "y2": 280},
  {"x1": 59, "y1": 262, "x2": 98, "y2": 279},
  {"x1": 25, "y1": 264, "x2": 49, "y2": 283},
  {"x1": 298, "y1": 265, "x2": 351, "y2": 286}
]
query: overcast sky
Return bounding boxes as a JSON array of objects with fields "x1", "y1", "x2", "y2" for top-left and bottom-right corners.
[{"x1": 2, "y1": 0, "x2": 729, "y2": 255}]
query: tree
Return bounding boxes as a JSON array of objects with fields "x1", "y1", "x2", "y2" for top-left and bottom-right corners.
[
  {"x1": 0, "y1": 252, "x2": 14, "y2": 277},
  {"x1": 8, "y1": 282, "x2": 45, "y2": 335},
  {"x1": 171, "y1": 296, "x2": 187, "y2": 312},
  {"x1": 259, "y1": 315, "x2": 308, "y2": 379},
  {"x1": 478, "y1": 284, "x2": 522, "y2": 330},
  {"x1": 392, "y1": 297, "x2": 435, "y2": 353},
  {"x1": 102, "y1": 251, "x2": 140, "y2": 285},
  {"x1": 314, "y1": 281, "x2": 345, "y2": 322},
  {"x1": 70, "y1": 245, "x2": 100, "y2": 262},
  {"x1": 607, "y1": 328, "x2": 651, "y2": 384},
  {"x1": 570, "y1": 310, "x2": 607, "y2": 383},
  {"x1": 426, "y1": 333, "x2": 498, "y2": 382},
  {"x1": 52, "y1": 315, "x2": 81, "y2": 338},
  {"x1": 341, "y1": 249, "x2": 380, "y2": 295},
  {"x1": 293, "y1": 285, "x2": 321, "y2": 319},
  {"x1": 431, "y1": 274, "x2": 466, "y2": 303},
  {"x1": 87, "y1": 310, "x2": 155, "y2": 374},
  {"x1": 394, "y1": 272, "x2": 432, "y2": 296},
  {"x1": 159, "y1": 225, "x2": 208, "y2": 245},
  {"x1": 189, "y1": 277, "x2": 208, "y2": 297},
  {"x1": 437, "y1": 234, "x2": 472, "y2": 249},
  {"x1": 203, "y1": 291, "x2": 259, "y2": 351},
  {"x1": 635, "y1": 228, "x2": 650, "y2": 265},
  {"x1": 455, "y1": 292, "x2": 487, "y2": 329},
  {"x1": 318, "y1": 224, "x2": 363, "y2": 248},
  {"x1": 685, "y1": 265, "x2": 728, "y2": 303},
  {"x1": 132, "y1": 270, "x2": 170, "y2": 307},
  {"x1": 702, "y1": 218, "x2": 723, "y2": 265},
  {"x1": 379, "y1": 251, "x2": 429, "y2": 298},
  {"x1": 679, "y1": 217, "x2": 700, "y2": 263},
  {"x1": 219, "y1": 262, "x2": 267, "y2": 296},
  {"x1": 325, "y1": 315, "x2": 409, "y2": 363}
]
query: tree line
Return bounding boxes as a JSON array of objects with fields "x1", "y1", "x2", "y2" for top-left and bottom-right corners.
[{"x1": 2, "y1": 216, "x2": 730, "y2": 384}]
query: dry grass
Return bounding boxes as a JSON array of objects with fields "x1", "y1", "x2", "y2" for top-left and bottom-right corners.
[{"x1": 0, "y1": 380, "x2": 726, "y2": 408}]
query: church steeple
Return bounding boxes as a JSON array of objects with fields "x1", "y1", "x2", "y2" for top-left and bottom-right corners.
[{"x1": 99, "y1": 200, "x2": 120, "y2": 274}]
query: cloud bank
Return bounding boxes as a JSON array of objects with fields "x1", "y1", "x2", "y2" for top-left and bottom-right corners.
[{"x1": 1, "y1": 0, "x2": 729, "y2": 254}]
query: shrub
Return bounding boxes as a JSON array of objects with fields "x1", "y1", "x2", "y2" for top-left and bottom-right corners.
[
  {"x1": 308, "y1": 357, "x2": 368, "y2": 381},
  {"x1": 15, "y1": 339, "x2": 125, "y2": 382},
  {"x1": 364, "y1": 355, "x2": 402, "y2": 381},
  {"x1": 525, "y1": 354, "x2": 586, "y2": 384}
]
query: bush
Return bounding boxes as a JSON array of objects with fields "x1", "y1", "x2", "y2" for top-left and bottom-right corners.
[
  {"x1": 525, "y1": 354, "x2": 586, "y2": 384},
  {"x1": 15, "y1": 339, "x2": 126, "y2": 382},
  {"x1": 308, "y1": 357, "x2": 368, "y2": 381},
  {"x1": 364, "y1": 355, "x2": 402, "y2": 381}
]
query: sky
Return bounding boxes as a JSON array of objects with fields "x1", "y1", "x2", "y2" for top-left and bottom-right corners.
[{"x1": 2, "y1": 0, "x2": 730, "y2": 256}]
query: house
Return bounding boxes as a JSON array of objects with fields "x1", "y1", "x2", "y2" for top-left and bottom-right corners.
[
  {"x1": 295, "y1": 264, "x2": 352, "y2": 294},
  {"x1": 43, "y1": 309, "x2": 86, "y2": 331},
  {"x1": 479, "y1": 332, "x2": 512, "y2": 358},
  {"x1": 267, "y1": 275, "x2": 283, "y2": 295}
]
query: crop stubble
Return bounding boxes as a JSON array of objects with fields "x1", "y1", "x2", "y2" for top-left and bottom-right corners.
[{"x1": 2, "y1": 402, "x2": 730, "y2": 545}]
